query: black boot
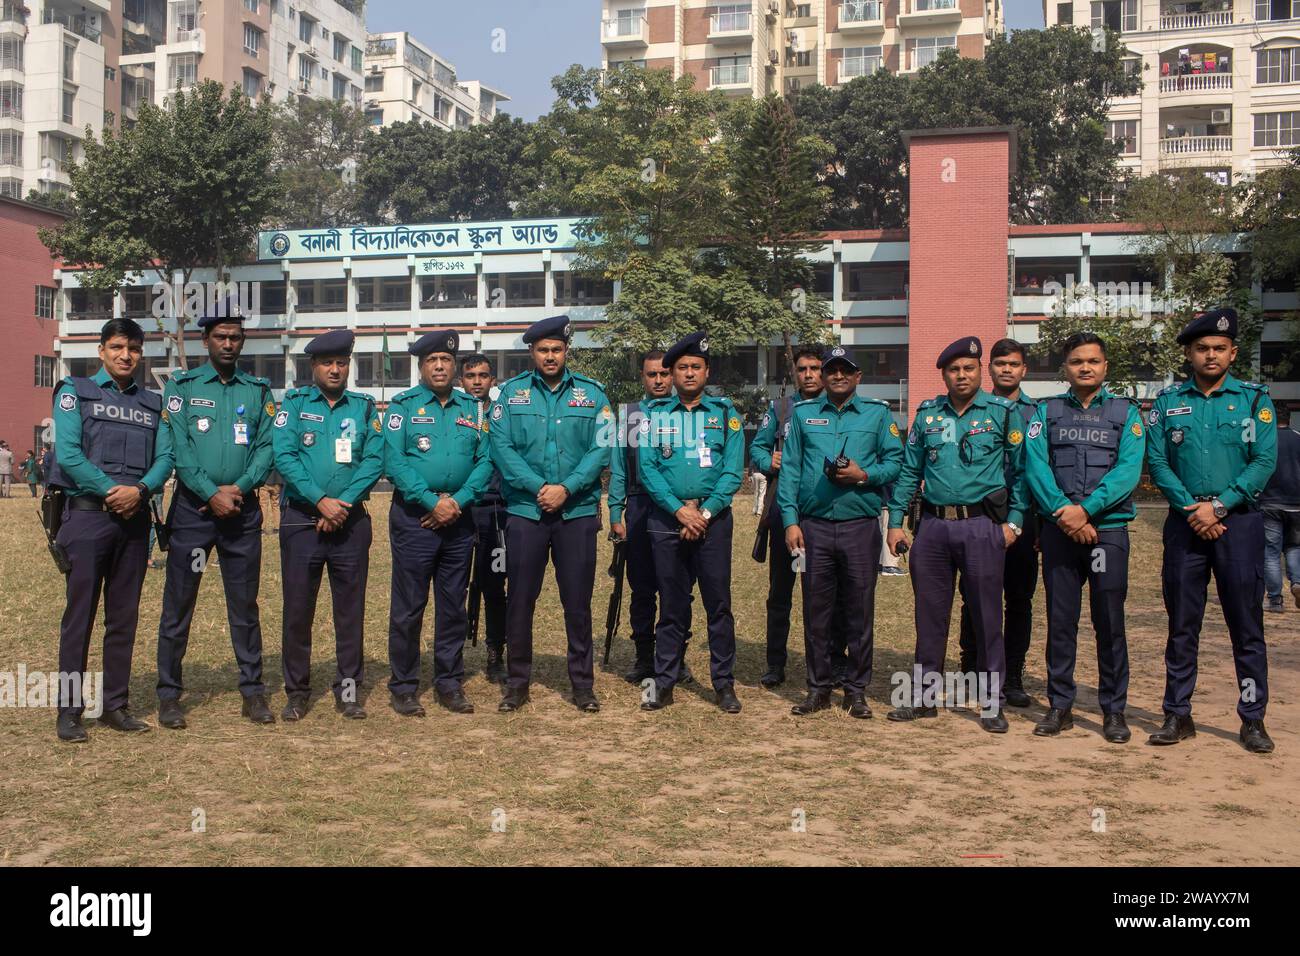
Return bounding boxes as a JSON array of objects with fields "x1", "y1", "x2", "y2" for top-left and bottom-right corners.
[
  {"x1": 1148, "y1": 713, "x2": 1196, "y2": 745},
  {"x1": 623, "y1": 640, "x2": 655, "y2": 684},
  {"x1": 56, "y1": 712, "x2": 87, "y2": 743},
  {"x1": 790, "y1": 690, "x2": 832, "y2": 715},
  {"x1": 1240, "y1": 719, "x2": 1274, "y2": 754},
  {"x1": 484, "y1": 644, "x2": 506, "y2": 684}
]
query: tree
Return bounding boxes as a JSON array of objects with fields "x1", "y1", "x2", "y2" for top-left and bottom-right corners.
[
  {"x1": 1243, "y1": 147, "x2": 1300, "y2": 292},
  {"x1": 40, "y1": 81, "x2": 278, "y2": 366},
  {"x1": 271, "y1": 96, "x2": 369, "y2": 228}
]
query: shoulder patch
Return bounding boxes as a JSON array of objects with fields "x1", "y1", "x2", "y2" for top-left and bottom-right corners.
[
  {"x1": 889, "y1": 422, "x2": 900, "y2": 438},
  {"x1": 728, "y1": 416, "x2": 741, "y2": 431},
  {"x1": 1008, "y1": 429, "x2": 1023, "y2": 446},
  {"x1": 387, "y1": 412, "x2": 404, "y2": 431},
  {"x1": 1259, "y1": 406, "x2": 1274, "y2": 424},
  {"x1": 58, "y1": 391, "x2": 77, "y2": 411},
  {"x1": 1027, "y1": 420, "x2": 1043, "y2": 440},
  {"x1": 1131, "y1": 421, "x2": 1143, "y2": 437},
  {"x1": 166, "y1": 394, "x2": 183, "y2": 415},
  {"x1": 274, "y1": 410, "x2": 289, "y2": 428}
]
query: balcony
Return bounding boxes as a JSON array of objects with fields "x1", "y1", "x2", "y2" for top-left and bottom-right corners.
[
  {"x1": 601, "y1": 14, "x2": 648, "y2": 47},
  {"x1": 1159, "y1": 72, "x2": 1232, "y2": 94},
  {"x1": 898, "y1": 0, "x2": 963, "y2": 27},
  {"x1": 839, "y1": 1, "x2": 885, "y2": 31},
  {"x1": 709, "y1": 11, "x2": 753, "y2": 42},
  {"x1": 710, "y1": 64, "x2": 751, "y2": 89},
  {"x1": 1158, "y1": 11, "x2": 1234, "y2": 30},
  {"x1": 839, "y1": 58, "x2": 883, "y2": 83},
  {"x1": 43, "y1": 8, "x2": 101, "y2": 44},
  {"x1": 1159, "y1": 134, "x2": 1232, "y2": 157}
]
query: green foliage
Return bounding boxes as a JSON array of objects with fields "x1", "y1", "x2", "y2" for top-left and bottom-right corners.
[
  {"x1": 270, "y1": 96, "x2": 369, "y2": 228},
  {"x1": 1243, "y1": 147, "x2": 1300, "y2": 292}
]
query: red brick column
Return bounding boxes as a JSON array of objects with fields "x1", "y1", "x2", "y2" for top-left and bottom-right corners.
[{"x1": 903, "y1": 127, "x2": 1013, "y2": 422}]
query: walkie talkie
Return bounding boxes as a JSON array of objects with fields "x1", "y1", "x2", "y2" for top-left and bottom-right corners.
[{"x1": 823, "y1": 439, "x2": 850, "y2": 480}]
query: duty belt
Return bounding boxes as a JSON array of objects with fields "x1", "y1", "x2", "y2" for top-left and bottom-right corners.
[
  {"x1": 922, "y1": 502, "x2": 992, "y2": 521},
  {"x1": 67, "y1": 495, "x2": 106, "y2": 512}
]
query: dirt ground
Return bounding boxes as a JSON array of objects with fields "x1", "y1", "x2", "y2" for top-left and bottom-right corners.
[{"x1": 0, "y1": 493, "x2": 1294, "y2": 866}]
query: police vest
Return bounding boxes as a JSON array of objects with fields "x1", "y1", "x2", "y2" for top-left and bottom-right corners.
[
  {"x1": 1044, "y1": 396, "x2": 1134, "y2": 518},
  {"x1": 622, "y1": 402, "x2": 648, "y2": 497},
  {"x1": 45, "y1": 377, "x2": 162, "y2": 492}
]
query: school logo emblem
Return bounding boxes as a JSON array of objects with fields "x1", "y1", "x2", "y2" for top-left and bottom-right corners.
[
  {"x1": 59, "y1": 392, "x2": 76, "y2": 411},
  {"x1": 416, "y1": 435, "x2": 432, "y2": 452},
  {"x1": 167, "y1": 395, "x2": 183, "y2": 414},
  {"x1": 274, "y1": 411, "x2": 289, "y2": 428},
  {"x1": 268, "y1": 233, "x2": 291, "y2": 257},
  {"x1": 196, "y1": 417, "x2": 211, "y2": 433},
  {"x1": 302, "y1": 432, "x2": 315, "y2": 447}
]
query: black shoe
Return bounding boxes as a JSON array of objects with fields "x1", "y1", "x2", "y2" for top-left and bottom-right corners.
[
  {"x1": 437, "y1": 688, "x2": 475, "y2": 714},
  {"x1": 759, "y1": 668, "x2": 785, "y2": 689},
  {"x1": 484, "y1": 645, "x2": 506, "y2": 684},
  {"x1": 335, "y1": 698, "x2": 367, "y2": 719},
  {"x1": 980, "y1": 708, "x2": 1009, "y2": 734},
  {"x1": 1101, "y1": 711, "x2": 1130, "y2": 743},
  {"x1": 390, "y1": 692, "x2": 426, "y2": 717},
  {"x1": 56, "y1": 712, "x2": 87, "y2": 743},
  {"x1": 1266, "y1": 597, "x2": 1284, "y2": 613},
  {"x1": 791, "y1": 691, "x2": 832, "y2": 716},
  {"x1": 572, "y1": 687, "x2": 600, "y2": 712},
  {"x1": 1148, "y1": 713, "x2": 1196, "y2": 745},
  {"x1": 640, "y1": 686, "x2": 673, "y2": 711},
  {"x1": 842, "y1": 692, "x2": 872, "y2": 719},
  {"x1": 887, "y1": 705, "x2": 938, "y2": 722},
  {"x1": 1033, "y1": 707, "x2": 1073, "y2": 736},
  {"x1": 624, "y1": 643, "x2": 655, "y2": 684},
  {"x1": 1240, "y1": 719, "x2": 1275, "y2": 754},
  {"x1": 716, "y1": 686, "x2": 742, "y2": 714},
  {"x1": 498, "y1": 687, "x2": 529, "y2": 713},
  {"x1": 157, "y1": 698, "x2": 186, "y2": 730},
  {"x1": 99, "y1": 706, "x2": 150, "y2": 733},
  {"x1": 242, "y1": 694, "x2": 275, "y2": 725},
  {"x1": 1004, "y1": 675, "x2": 1032, "y2": 708},
  {"x1": 281, "y1": 693, "x2": 310, "y2": 722}
]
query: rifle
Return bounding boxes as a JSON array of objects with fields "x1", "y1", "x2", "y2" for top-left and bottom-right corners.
[
  {"x1": 40, "y1": 488, "x2": 72, "y2": 574},
  {"x1": 603, "y1": 533, "x2": 627, "y2": 666},
  {"x1": 752, "y1": 384, "x2": 791, "y2": 563},
  {"x1": 466, "y1": 398, "x2": 487, "y2": 647},
  {"x1": 150, "y1": 496, "x2": 170, "y2": 553}
]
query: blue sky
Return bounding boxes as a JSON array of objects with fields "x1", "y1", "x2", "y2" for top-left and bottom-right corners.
[{"x1": 367, "y1": 0, "x2": 1049, "y2": 121}]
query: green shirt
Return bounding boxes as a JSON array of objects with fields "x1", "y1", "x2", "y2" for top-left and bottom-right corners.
[
  {"x1": 53, "y1": 368, "x2": 174, "y2": 498},
  {"x1": 1145, "y1": 374, "x2": 1277, "y2": 512},
  {"x1": 163, "y1": 362, "x2": 274, "y2": 501},
  {"x1": 777, "y1": 394, "x2": 904, "y2": 527},
  {"x1": 273, "y1": 385, "x2": 384, "y2": 507},
  {"x1": 1024, "y1": 387, "x2": 1145, "y2": 528},
  {"x1": 608, "y1": 397, "x2": 650, "y2": 525},
  {"x1": 384, "y1": 384, "x2": 492, "y2": 511},
  {"x1": 887, "y1": 389, "x2": 1029, "y2": 528},
  {"x1": 487, "y1": 367, "x2": 613, "y2": 521},
  {"x1": 637, "y1": 394, "x2": 745, "y2": 516}
]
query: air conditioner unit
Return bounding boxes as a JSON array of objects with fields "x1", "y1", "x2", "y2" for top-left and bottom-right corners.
[
  {"x1": 365, "y1": 98, "x2": 379, "y2": 108},
  {"x1": 369, "y1": 65, "x2": 382, "y2": 74},
  {"x1": 1210, "y1": 108, "x2": 1230, "y2": 124}
]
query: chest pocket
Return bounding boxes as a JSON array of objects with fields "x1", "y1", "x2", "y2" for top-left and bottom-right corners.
[
  {"x1": 558, "y1": 406, "x2": 597, "y2": 453},
  {"x1": 841, "y1": 416, "x2": 878, "y2": 462},
  {"x1": 960, "y1": 422, "x2": 1000, "y2": 462},
  {"x1": 1216, "y1": 406, "x2": 1250, "y2": 447}
]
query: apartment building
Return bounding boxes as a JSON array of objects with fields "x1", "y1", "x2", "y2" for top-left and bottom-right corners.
[
  {"x1": 1045, "y1": 0, "x2": 1300, "y2": 181},
  {"x1": 361, "y1": 31, "x2": 509, "y2": 130},
  {"x1": 599, "y1": 0, "x2": 1005, "y2": 97}
]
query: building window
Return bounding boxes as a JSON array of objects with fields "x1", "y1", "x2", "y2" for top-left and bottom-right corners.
[
  {"x1": 713, "y1": 55, "x2": 752, "y2": 87},
  {"x1": 455, "y1": 108, "x2": 471, "y2": 129},
  {"x1": 364, "y1": 73, "x2": 383, "y2": 92},
  {"x1": 34, "y1": 355, "x2": 56, "y2": 389},
  {"x1": 1108, "y1": 119, "x2": 1138, "y2": 154},
  {"x1": 333, "y1": 35, "x2": 348, "y2": 62},
  {"x1": 169, "y1": 53, "x2": 197, "y2": 90},
  {"x1": 242, "y1": 69, "x2": 261, "y2": 99},
  {"x1": 713, "y1": 3, "x2": 750, "y2": 32},
  {"x1": 555, "y1": 273, "x2": 614, "y2": 306},
  {"x1": 351, "y1": 46, "x2": 363, "y2": 73},
  {"x1": 914, "y1": 36, "x2": 956, "y2": 70},
  {"x1": 332, "y1": 74, "x2": 348, "y2": 100},
  {"x1": 1056, "y1": 1, "x2": 1073, "y2": 23},
  {"x1": 170, "y1": 0, "x2": 198, "y2": 41},
  {"x1": 356, "y1": 277, "x2": 411, "y2": 311},
  {"x1": 366, "y1": 108, "x2": 383, "y2": 126},
  {"x1": 1255, "y1": 0, "x2": 1300, "y2": 23},
  {"x1": 0, "y1": 81, "x2": 20, "y2": 119},
  {"x1": 0, "y1": 177, "x2": 20, "y2": 197},
  {"x1": 236, "y1": 354, "x2": 286, "y2": 389},
  {"x1": 0, "y1": 35, "x2": 23, "y2": 71},
  {"x1": 0, "y1": 129, "x2": 21, "y2": 165},
  {"x1": 420, "y1": 276, "x2": 477, "y2": 308},
  {"x1": 354, "y1": 353, "x2": 410, "y2": 388},
  {"x1": 1091, "y1": 0, "x2": 1138, "y2": 32},
  {"x1": 62, "y1": 43, "x2": 75, "y2": 82},
  {"x1": 1257, "y1": 47, "x2": 1300, "y2": 85},
  {"x1": 61, "y1": 89, "x2": 73, "y2": 124},
  {"x1": 243, "y1": 24, "x2": 261, "y2": 57},
  {"x1": 792, "y1": 50, "x2": 811, "y2": 67},
  {"x1": 914, "y1": 0, "x2": 958, "y2": 9},
  {"x1": 244, "y1": 0, "x2": 260, "y2": 12},
  {"x1": 1254, "y1": 111, "x2": 1300, "y2": 147},
  {"x1": 298, "y1": 54, "x2": 313, "y2": 87},
  {"x1": 293, "y1": 279, "x2": 347, "y2": 312},
  {"x1": 35, "y1": 286, "x2": 55, "y2": 319},
  {"x1": 40, "y1": 132, "x2": 70, "y2": 173},
  {"x1": 796, "y1": 3, "x2": 812, "y2": 16},
  {"x1": 486, "y1": 273, "x2": 545, "y2": 308},
  {"x1": 843, "y1": 263, "x2": 908, "y2": 300},
  {"x1": 840, "y1": 46, "x2": 882, "y2": 80},
  {"x1": 298, "y1": 15, "x2": 315, "y2": 43}
]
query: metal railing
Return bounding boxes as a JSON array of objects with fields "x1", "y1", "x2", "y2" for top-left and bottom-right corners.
[
  {"x1": 711, "y1": 10, "x2": 752, "y2": 33},
  {"x1": 1158, "y1": 11, "x2": 1233, "y2": 30},
  {"x1": 839, "y1": 57, "x2": 882, "y2": 81},
  {"x1": 1159, "y1": 72, "x2": 1232, "y2": 93},
  {"x1": 602, "y1": 14, "x2": 647, "y2": 40},
  {"x1": 841, "y1": 1, "x2": 883, "y2": 24},
  {"x1": 711, "y1": 64, "x2": 751, "y2": 86},
  {"x1": 1159, "y1": 134, "x2": 1232, "y2": 155}
]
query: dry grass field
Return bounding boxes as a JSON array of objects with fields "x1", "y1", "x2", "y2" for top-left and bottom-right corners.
[{"x1": 0, "y1": 492, "x2": 1295, "y2": 866}]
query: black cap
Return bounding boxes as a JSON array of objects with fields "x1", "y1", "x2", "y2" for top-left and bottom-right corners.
[
  {"x1": 522, "y1": 314, "x2": 572, "y2": 345},
  {"x1": 196, "y1": 297, "x2": 247, "y2": 331},
  {"x1": 936, "y1": 336, "x2": 982, "y2": 369},
  {"x1": 821, "y1": 344, "x2": 859, "y2": 372},
  {"x1": 409, "y1": 329, "x2": 460, "y2": 357},
  {"x1": 663, "y1": 331, "x2": 710, "y2": 368},
  {"x1": 1177, "y1": 307, "x2": 1237, "y2": 345},
  {"x1": 303, "y1": 329, "x2": 355, "y2": 357}
]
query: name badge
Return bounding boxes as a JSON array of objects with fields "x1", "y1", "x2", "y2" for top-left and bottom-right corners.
[
  {"x1": 189, "y1": 398, "x2": 216, "y2": 408},
  {"x1": 335, "y1": 438, "x2": 352, "y2": 464},
  {"x1": 1165, "y1": 406, "x2": 1193, "y2": 417},
  {"x1": 804, "y1": 418, "x2": 829, "y2": 426},
  {"x1": 299, "y1": 412, "x2": 324, "y2": 422},
  {"x1": 698, "y1": 443, "x2": 713, "y2": 468},
  {"x1": 233, "y1": 422, "x2": 249, "y2": 445}
]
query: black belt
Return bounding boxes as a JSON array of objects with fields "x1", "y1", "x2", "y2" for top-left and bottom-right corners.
[
  {"x1": 923, "y1": 502, "x2": 993, "y2": 521},
  {"x1": 68, "y1": 495, "x2": 106, "y2": 512}
]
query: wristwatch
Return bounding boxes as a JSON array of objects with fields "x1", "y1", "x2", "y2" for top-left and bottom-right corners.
[
  {"x1": 1007, "y1": 522, "x2": 1022, "y2": 538},
  {"x1": 700, "y1": 508, "x2": 712, "y2": 522},
  {"x1": 1211, "y1": 498, "x2": 1228, "y2": 520},
  {"x1": 135, "y1": 482, "x2": 149, "y2": 501}
]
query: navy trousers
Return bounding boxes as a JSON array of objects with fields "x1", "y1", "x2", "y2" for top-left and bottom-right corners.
[
  {"x1": 958, "y1": 518, "x2": 1037, "y2": 678},
  {"x1": 471, "y1": 501, "x2": 508, "y2": 650},
  {"x1": 648, "y1": 506, "x2": 736, "y2": 694},
  {"x1": 625, "y1": 493, "x2": 658, "y2": 647},
  {"x1": 1161, "y1": 509, "x2": 1268, "y2": 721},
  {"x1": 504, "y1": 511, "x2": 599, "y2": 691},
  {"x1": 908, "y1": 515, "x2": 1007, "y2": 707},
  {"x1": 388, "y1": 495, "x2": 474, "y2": 696},
  {"x1": 1039, "y1": 522, "x2": 1130, "y2": 714},
  {"x1": 57, "y1": 507, "x2": 149, "y2": 715},
  {"x1": 765, "y1": 496, "x2": 848, "y2": 670},
  {"x1": 157, "y1": 490, "x2": 265, "y2": 700},
  {"x1": 280, "y1": 500, "x2": 371, "y2": 701},
  {"x1": 800, "y1": 516, "x2": 881, "y2": 694}
]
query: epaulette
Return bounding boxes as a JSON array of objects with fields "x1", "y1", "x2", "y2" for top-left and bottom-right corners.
[
  {"x1": 171, "y1": 368, "x2": 197, "y2": 383},
  {"x1": 1157, "y1": 383, "x2": 1181, "y2": 396},
  {"x1": 987, "y1": 394, "x2": 1014, "y2": 409},
  {"x1": 861, "y1": 396, "x2": 890, "y2": 407},
  {"x1": 917, "y1": 396, "x2": 940, "y2": 409},
  {"x1": 1240, "y1": 380, "x2": 1269, "y2": 393},
  {"x1": 245, "y1": 374, "x2": 271, "y2": 388},
  {"x1": 346, "y1": 389, "x2": 375, "y2": 405},
  {"x1": 571, "y1": 371, "x2": 605, "y2": 391},
  {"x1": 793, "y1": 397, "x2": 819, "y2": 407},
  {"x1": 391, "y1": 386, "x2": 424, "y2": 404}
]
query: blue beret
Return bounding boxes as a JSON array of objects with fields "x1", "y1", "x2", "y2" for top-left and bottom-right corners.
[
  {"x1": 409, "y1": 329, "x2": 460, "y2": 357},
  {"x1": 936, "y1": 336, "x2": 982, "y2": 369},
  {"x1": 821, "y1": 344, "x2": 859, "y2": 372},
  {"x1": 663, "y1": 331, "x2": 710, "y2": 368},
  {"x1": 196, "y1": 297, "x2": 247, "y2": 330},
  {"x1": 304, "y1": 329, "x2": 354, "y2": 356},
  {"x1": 1177, "y1": 307, "x2": 1237, "y2": 345},
  {"x1": 522, "y1": 314, "x2": 572, "y2": 344}
]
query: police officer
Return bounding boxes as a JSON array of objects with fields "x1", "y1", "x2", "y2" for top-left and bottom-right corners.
[
  {"x1": 460, "y1": 353, "x2": 509, "y2": 683},
  {"x1": 1146, "y1": 308, "x2": 1276, "y2": 753},
  {"x1": 385, "y1": 330, "x2": 492, "y2": 716},
  {"x1": 885, "y1": 337, "x2": 1028, "y2": 733},
  {"x1": 958, "y1": 338, "x2": 1039, "y2": 707},
  {"x1": 638, "y1": 332, "x2": 745, "y2": 713},
  {"x1": 157, "y1": 305, "x2": 276, "y2": 728},
  {"x1": 1024, "y1": 332, "x2": 1143, "y2": 743},
  {"x1": 752, "y1": 347, "x2": 848, "y2": 687},
  {"x1": 779, "y1": 346, "x2": 903, "y2": 717},
  {"x1": 47, "y1": 318, "x2": 174, "y2": 741},
  {"x1": 487, "y1": 315, "x2": 613, "y2": 713},
  {"x1": 274, "y1": 330, "x2": 384, "y2": 721}
]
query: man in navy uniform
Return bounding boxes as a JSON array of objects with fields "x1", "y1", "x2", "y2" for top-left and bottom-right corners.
[
  {"x1": 638, "y1": 332, "x2": 745, "y2": 713},
  {"x1": 385, "y1": 330, "x2": 492, "y2": 715},
  {"x1": 156, "y1": 303, "x2": 277, "y2": 728},
  {"x1": 273, "y1": 330, "x2": 384, "y2": 721},
  {"x1": 488, "y1": 315, "x2": 613, "y2": 713},
  {"x1": 885, "y1": 337, "x2": 1028, "y2": 733},
  {"x1": 1145, "y1": 308, "x2": 1277, "y2": 753},
  {"x1": 779, "y1": 346, "x2": 903, "y2": 717},
  {"x1": 460, "y1": 353, "x2": 509, "y2": 683},
  {"x1": 47, "y1": 318, "x2": 174, "y2": 741}
]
